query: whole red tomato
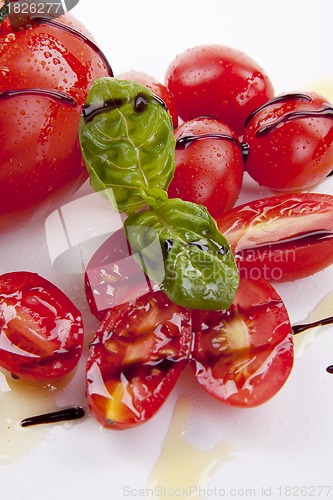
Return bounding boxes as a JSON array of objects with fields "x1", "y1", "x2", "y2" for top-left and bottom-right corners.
[
  {"x1": 168, "y1": 117, "x2": 244, "y2": 216},
  {"x1": 0, "y1": 14, "x2": 112, "y2": 232},
  {"x1": 165, "y1": 44, "x2": 274, "y2": 136},
  {"x1": 116, "y1": 70, "x2": 179, "y2": 127}
]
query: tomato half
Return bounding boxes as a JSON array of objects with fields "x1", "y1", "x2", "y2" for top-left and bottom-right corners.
[
  {"x1": 0, "y1": 14, "x2": 112, "y2": 232},
  {"x1": 216, "y1": 193, "x2": 333, "y2": 281},
  {"x1": 86, "y1": 290, "x2": 192, "y2": 429},
  {"x1": 0, "y1": 271, "x2": 84, "y2": 381},
  {"x1": 165, "y1": 44, "x2": 274, "y2": 136},
  {"x1": 168, "y1": 117, "x2": 244, "y2": 216},
  {"x1": 243, "y1": 92, "x2": 333, "y2": 190},
  {"x1": 190, "y1": 278, "x2": 293, "y2": 407},
  {"x1": 116, "y1": 70, "x2": 179, "y2": 128}
]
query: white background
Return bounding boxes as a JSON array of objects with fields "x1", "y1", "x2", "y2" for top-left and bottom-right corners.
[{"x1": 1, "y1": 1, "x2": 333, "y2": 499}]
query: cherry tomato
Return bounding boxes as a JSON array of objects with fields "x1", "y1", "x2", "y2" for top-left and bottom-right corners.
[
  {"x1": 0, "y1": 271, "x2": 84, "y2": 381},
  {"x1": 168, "y1": 117, "x2": 244, "y2": 216},
  {"x1": 190, "y1": 278, "x2": 293, "y2": 407},
  {"x1": 86, "y1": 290, "x2": 191, "y2": 429},
  {"x1": 216, "y1": 193, "x2": 333, "y2": 282},
  {"x1": 84, "y1": 227, "x2": 154, "y2": 321},
  {"x1": 0, "y1": 14, "x2": 112, "y2": 232},
  {"x1": 165, "y1": 44, "x2": 274, "y2": 136},
  {"x1": 243, "y1": 92, "x2": 333, "y2": 190},
  {"x1": 116, "y1": 70, "x2": 178, "y2": 127}
]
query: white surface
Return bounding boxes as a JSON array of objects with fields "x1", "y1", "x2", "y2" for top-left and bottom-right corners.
[{"x1": 1, "y1": 0, "x2": 333, "y2": 499}]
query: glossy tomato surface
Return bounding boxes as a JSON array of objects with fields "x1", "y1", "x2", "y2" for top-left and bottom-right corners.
[
  {"x1": 0, "y1": 271, "x2": 84, "y2": 381},
  {"x1": 165, "y1": 44, "x2": 274, "y2": 136},
  {"x1": 86, "y1": 290, "x2": 191, "y2": 429},
  {"x1": 168, "y1": 117, "x2": 244, "y2": 216},
  {"x1": 216, "y1": 192, "x2": 333, "y2": 281},
  {"x1": 0, "y1": 14, "x2": 112, "y2": 232},
  {"x1": 116, "y1": 70, "x2": 178, "y2": 127},
  {"x1": 190, "y1": 278, "x2": 293, "y2": 407},
  {"x1": 243, "y1": 92, "x2": 333, "y2": 190}
]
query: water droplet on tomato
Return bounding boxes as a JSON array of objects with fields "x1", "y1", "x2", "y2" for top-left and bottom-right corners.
[{"x1": 44, "y1": 52, "x2": 52, "y2": 59}]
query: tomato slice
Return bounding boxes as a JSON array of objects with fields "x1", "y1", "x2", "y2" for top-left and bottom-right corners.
[
  {"x1": 84, "y1": 227, "x2": 154, "y2": 320},
  {"x1": 0, "y1": 271, "x2": 83, "y2": 381},
  {"x1": 216, "y1": 193, "x2": 333, "y2": 281},
  {"x1": 86, "y1": 290, "x2": 192, "y2": 429},
  {"x1": 190, "y1": 278, "x2": 293, "y2": 407}
]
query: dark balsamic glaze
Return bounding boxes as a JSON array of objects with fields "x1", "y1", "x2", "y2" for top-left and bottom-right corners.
[
  {"x1": 244, "y1": 93, "x2": 312, "y2": 126},
  {"x1": 292, "y1": 316, "x2": 333, "y2": 375},
  {"x1": 20, "y1": 406, "x2": 85, "y2": 427},
  {"x1": 176, "y1": 133, "x2": 239, "y2": 150},
  {"x1": 31, "y1": 16, "x2": 113, "y2": 76},
  {"x1": 257, "y1": 103, "x2": 333, "y2": 137},
  {"x1": 240, "y1": 229, "x2": 333, "y2": 252},
  {"x1": 0, "y1": 88, "x2": 77, "y2": 105}
]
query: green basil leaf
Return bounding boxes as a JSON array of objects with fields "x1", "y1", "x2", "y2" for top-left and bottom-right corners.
[
  {"x1": 79, "y1": 77, "x2": 175, "y2": 213},
  {"x1": 124, "y1": 198, "x2": 239, "y2": 310}
]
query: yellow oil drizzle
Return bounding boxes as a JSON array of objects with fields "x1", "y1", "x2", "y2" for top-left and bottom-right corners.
[
  {"x1": 147, "y1": 396, "x2": 234, "y2": 500},
  {"x1": 293, "y1": 290, "x2": 333, "y2": 358},
  {"x1": 0, "y1": 370, "x2": 75, "y2": 464}
]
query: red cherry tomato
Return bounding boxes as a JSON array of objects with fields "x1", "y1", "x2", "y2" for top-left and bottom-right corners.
[
  {"x1": 165, "y1": 44, "x2": 274, "y2": 136},
  {"x1": 216, "y1": 193, "x2": 333, "y2": 282},
  {"x1": 0, "y1": 14, "x2": 112, "y2": 232},
  {"x1": 117, "y1": 70, "x2": 178, "y2": 128},
  {"x1": 168, "y1": 117, "x2": 244, "y2": 216},
  {"x1": 243, "y1": 92, "x2": 333, "y2": 190},
  {"x1": 0, "y1": 271, "x2": 84, "y2": 381},
  {"x1": 190, "y1": 278, "x2": 293, "y2": 407},
  {"x1": 84, "y1": 227, "x2": 154, "y2": 321},
  {"x1": 86, "y1": 290, "x2": 191, "y2": 429}
]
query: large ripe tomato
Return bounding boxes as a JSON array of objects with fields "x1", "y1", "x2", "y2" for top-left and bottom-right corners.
[
  {"x1": 86, "y1": 290, "x2": 192, "y2": 429},
  {"x1": 243, "y1": 92, "x2": 333, "y2": 190},
  {"x1": 0, "y1": 271, "x2": 84, "y2": 381},
  {"x1": 165, "y1": 44, "x2": 274, "y2": 136},
  {"x1": 116, "y1": 70, "x2": 179, "y2": 128},
  {"x1": 216, "y1": 193, "x2": 333, "y2": 281},
  {"x1": 190, "y1": 278, "x2": 293, "y2": 407},
  {"x1": 0, "y1": 14, "x2": 112, "y2": 232},
  {"x1": 168, "y1": 117, "x2": 245, "y2": 216}
]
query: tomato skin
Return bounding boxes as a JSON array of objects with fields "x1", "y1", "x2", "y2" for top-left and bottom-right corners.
[
  {"x1": 168, "y1": 117, "x2": 244, "y2": 216},
  {"x1": 243, "y1": 92, "x2": 333, "y2": 190},
  {"x1": 216, "y1": 193, "x2": 333, "y2": 281},
  {"x1": 116, "y1": 70, "x2": 179, "y2": 127},
  {"x1": 86, "y1": 290, "x2": 191, "y2": 429},
  {"x1": 190, "y1": 278, "x2": 293, "y2": 407},
  {"x1": 0, "y1": 15, "x2": 111, "y2": 232},
  {"x1": 0, "y1": 271, "x2": 83, "y2": 381},
  {"x1": 165, "y1": 44, "x2": 274, "y2": 136}
]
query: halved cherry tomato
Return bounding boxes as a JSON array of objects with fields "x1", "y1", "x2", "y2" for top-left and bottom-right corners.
[
  {"x1": 168, "y1": 117, "x2": 244, "y2": 216},
  {"x1": 243, "y1": 92, "x2": 333, "y2": 190},
  {"x1": 116, "y1": 70, "x2": 179, "y2": 127},
  {"x1": 0, "y1": 271, "x2": 83, "y2": 381},
  {"x1": 216, "y1": 193, "x2": 333, "y2": 282},
  {"x1": 190, "y1": 278, "x2": 293, "y2": 407},
  {"x1": 84, "y1": 227, "x2": 154, "y2": 321},
  {"x1": 165, "y1": 44, "x2": 274, "y2": 136},
  {"x1": 86, "y1": 290, "x2": 191, "y2": 429}
]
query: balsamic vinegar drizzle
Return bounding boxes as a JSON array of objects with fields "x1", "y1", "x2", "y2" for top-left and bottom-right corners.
[
  {"x1": 0, "y1": 88, "x2": 77, "y2": 105},
  {"x1": 292, "y1": 315, "x2": 333, "y2": 374},
  {"x1": 20, "y1": 406, "x2": 85, "y2": 427},
  {"x1": 257, "y1": 103, "x2": 333, "y2": 137},
  {"x1": 31, "y1": 16, "x2": 113, "y2": 77},
  {"x1": 176, "y1": 133, "x2": 240, "y2": 150},
  {"x1": 244, "y1": 92, "x2": 312, "y2": 126}
]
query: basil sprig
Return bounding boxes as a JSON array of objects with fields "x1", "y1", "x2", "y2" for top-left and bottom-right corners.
[{"x1": 79, "y1": 78, "x2": 239, "y2": 310}]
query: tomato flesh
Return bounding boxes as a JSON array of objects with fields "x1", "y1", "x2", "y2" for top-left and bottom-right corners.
[
  {"x1": 86, "y1": 290, "x2": 192, "y2": 429},
  {"x1": 216, "y1": 193, "x2": 333, "y2": 281},
  {"x1": 190, "y1": 279, "x2": 293, "y2": 407},
  {"x1": 0, "y1": 271, "x2": 84, "y2": 381}
]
